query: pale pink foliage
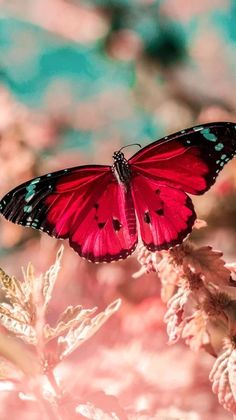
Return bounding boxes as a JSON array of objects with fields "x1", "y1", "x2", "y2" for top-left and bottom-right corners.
[
  {"x1": 136, "y1": 233, "x2": 236, "y2": 416},
  {"x1": 157, "y1": 253, "x2": 180, "y2": 303},
  {"x1": 0, "y1": 246, "x2": 121, "y2": 367},
  {"x1": 210, "y1": 341, "x2": 236, "y2": 413},
  {"x1": 182, "y1": 310, "x2": 211, "y2": 352},
  {"x1": 164, "y1": 287, "x2": 190, "y2": 343},
  {"x1": 182, "y1": 246, "x2": 231, "y2": 287},
  {"x1": 0, "y1": 246, "x2": 121, "y2": 417}
]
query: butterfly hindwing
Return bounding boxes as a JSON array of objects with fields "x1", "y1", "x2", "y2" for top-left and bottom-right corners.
[
  {"x1": 129, "y1": 122, "x2": 236, "y2": 194},
  {"x1": 68, "y1": 183, "x2": 137, "y2": 262},
  {"x1": 0, "y1": 165, "x2": 138, "y2": 262},
  {"x1": 131, "y1": 173, "x2": 196, "y2": 250}
]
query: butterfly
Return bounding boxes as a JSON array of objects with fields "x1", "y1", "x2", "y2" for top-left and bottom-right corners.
[{"x1": 0, "y1": 122, "x2": 235, "y2": 263}]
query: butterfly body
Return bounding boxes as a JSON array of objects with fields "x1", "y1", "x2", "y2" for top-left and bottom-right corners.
[
  {"x1": 1, "y1": 122, "x2": 236, "y2": 263},
  {"x1": 112, "y1": 151, "x2": 132, "y2": 185}
]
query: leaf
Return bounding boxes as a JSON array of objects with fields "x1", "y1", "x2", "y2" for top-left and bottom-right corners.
[
  {"x1": 42, "y1": 245, "x2": 64, "y2": 309},
  {"x1": 0, "y1": 268, "x2": 25, "y2": 306},
  {"x1": 0, "y1": 302, "x2": 29, "y2": 323},
  {"x1": 21, "y1": 261, "x2": 35, "y2": 303},
  {"x1": 58, "y1": 299, "x2": 121, "y2": 360},
  {"x1": 184, "y1": 246, "x2": 231, "y2": 287},
  {"x1": 44, "y1": 305, "x2": 96, "y2": 342},
  {"x1": 0, "y1": 246, "x2": 65, "y2": 345},
  {"x1": 0, "y1": 266, "x2": 37, "y2": 343},
  {"x1": 164, "y1": 287, "x2": 190, "y2": 343},
  {"x1": 133, "y1": 245, "x2": 160, "y2": 278},
  {"x1": 182, "y1": 310, "x2": 210, "y2": 351},
  {"x1": 193, "y1": 219, "x2": 207, "y2": 229},
  {"x1": 158, "y1": 256, "x2": 180, "y2": 303},
  {"x1": 57, "y1": 304, "x2": 84, "y2": 325},
  {"x1": 0, "y1": 308, "x2": 36, "y2": 344},
  {"x1": 209, "y1": 344, "x2": 236, "y2": 414}
]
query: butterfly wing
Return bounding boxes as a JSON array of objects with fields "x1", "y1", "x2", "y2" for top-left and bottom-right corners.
[
  {"x1": 131, "y1": 173, "x2": 195, "y2": 251},
  {"x1": 2, "y1": 122, "x2": 236, "y2": 260},
  {"x1": 129, "y1": 122, "x2": 236, "y2": 194},
  {"x1": 130, "y1": 121, "x2": 236, "y2": 250},
  {"x1": 0, "y1": 166, "x2": 138, "y2": 262}
]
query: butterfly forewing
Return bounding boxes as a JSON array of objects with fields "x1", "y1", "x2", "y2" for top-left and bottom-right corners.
[
  {"x1": 0, "y1": 165, "x2": 138, "y2": 262},
  {"x1": 0, "y1": 166, "x2": 110, "y2": 227},
  {"x1": 129, "y1": 122, "x2": 236, "y2": 194}
]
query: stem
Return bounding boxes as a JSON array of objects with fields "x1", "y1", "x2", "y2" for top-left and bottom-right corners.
[
  {"x1": 46, "y1": 369, "x2": 72, "y2": 420},
  {"x1": 35, "y1": 388, "x2": 62, "y2": 420},
  {"x1": 28, "y1": 376, "x2": 62, "y2": 420},
  {"x1": 47, "y1": 369, "x2": 63, "y2": 398}
]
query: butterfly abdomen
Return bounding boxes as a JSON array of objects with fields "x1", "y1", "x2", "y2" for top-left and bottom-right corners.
[{"x1": 124, "y1": 187, "x2": 136, "y2": 237}]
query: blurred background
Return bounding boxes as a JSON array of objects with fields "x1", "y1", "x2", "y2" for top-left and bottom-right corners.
[{"x1": 0, "y1": 0, "x2": 236, "y2": 418}]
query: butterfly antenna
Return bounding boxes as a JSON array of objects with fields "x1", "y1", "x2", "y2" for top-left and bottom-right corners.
[{"x1": 119, "y1": 143, "x2": 141, "y2": 152}]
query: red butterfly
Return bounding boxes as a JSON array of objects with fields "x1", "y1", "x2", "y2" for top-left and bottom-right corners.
[{"x1": 0, "y1": 122, "x2": 235, "y2": 262}]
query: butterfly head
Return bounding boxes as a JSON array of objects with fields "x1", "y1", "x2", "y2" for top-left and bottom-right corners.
[
  {"x1": 113, "y1": 144, "x2": 141, "y2": 162},
  {"x1": 113, "y1": 151, "x2": 125, "y2": 162}
]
